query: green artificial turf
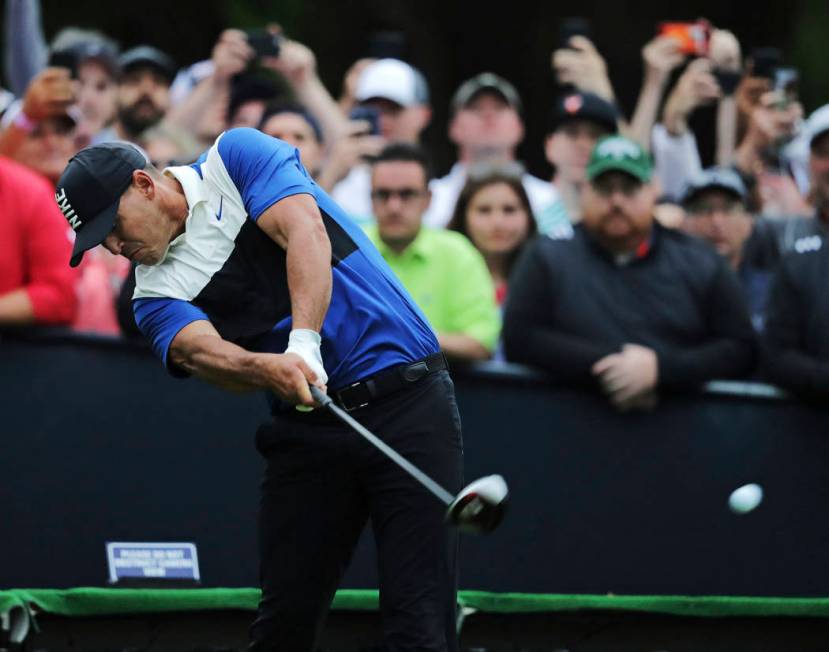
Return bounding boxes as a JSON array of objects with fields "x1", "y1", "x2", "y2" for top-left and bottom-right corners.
[{"x1": 3, "y1": 588, "x2": 829, "y2": 619}]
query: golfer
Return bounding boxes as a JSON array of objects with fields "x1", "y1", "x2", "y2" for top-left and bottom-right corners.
[{"x1": 55, "y1": 128, "x2": 462, "y2": 651}]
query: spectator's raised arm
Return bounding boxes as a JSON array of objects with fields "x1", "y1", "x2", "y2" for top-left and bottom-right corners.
[
  {"x1": 262, "y1": 38, "x2": 350, "y2": 146},
  {"x1": 0, "y1": 67, "x2": 74, "y2": 159},
  {"x1": 627, "y1": 35, "x2": 684, "y2": 150},
  {"x1": 652, "y1": 58, "x2": 719, "y2": 199},
  {"x1": 551, "y1": 35, "x2": 615, "y2": 103},
  {"x1": 164, "y1": 29, "x2": 253, "y2": 142},
  {"x1": 709, "y1": 29, "x2": 742, "y2": 166}
]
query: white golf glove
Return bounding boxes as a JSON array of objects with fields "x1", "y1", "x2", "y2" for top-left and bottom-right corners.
[{"x1": 285, "y1": 328, "x2": 328, "y2": 386}]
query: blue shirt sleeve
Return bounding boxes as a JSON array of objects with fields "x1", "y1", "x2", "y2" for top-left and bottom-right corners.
[
  {"x1": 216, "y1": 127, "x2": 315, "y2": 221},
  {"x1": 133, "y1": 297, "x2": 209, "y2": 377}
]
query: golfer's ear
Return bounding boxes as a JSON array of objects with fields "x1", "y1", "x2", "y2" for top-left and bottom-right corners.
[{"x1": 132, "y1": 169, "x2": 155, "y2": 198}]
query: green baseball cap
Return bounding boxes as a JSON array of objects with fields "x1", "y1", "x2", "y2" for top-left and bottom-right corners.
[{"x1": 586, "y1": 135, "x2": 653, "y2": 183}]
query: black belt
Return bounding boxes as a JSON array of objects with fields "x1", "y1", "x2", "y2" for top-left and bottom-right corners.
[{"x1": 334, "y1": 352, "x2": 448, "y2": 412}]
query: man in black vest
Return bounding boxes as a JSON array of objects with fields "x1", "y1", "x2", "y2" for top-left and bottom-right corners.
[{"x1": 504, "y1": 135, "x2": 756, "y2": 411}]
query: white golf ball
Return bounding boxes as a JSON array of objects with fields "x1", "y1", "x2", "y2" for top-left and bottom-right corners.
[{"x1": 728, "y1": 483, "x2": 764, "y2": 514}]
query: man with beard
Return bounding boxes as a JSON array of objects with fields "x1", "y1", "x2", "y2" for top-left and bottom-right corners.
[
  {"x1": 503, "y1": 136, "x2": 756, "y2": 411},
  {"x1": 93, "y1": 46, "x2": 175, "y2": 144}
]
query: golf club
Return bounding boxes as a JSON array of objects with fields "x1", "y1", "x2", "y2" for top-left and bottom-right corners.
[{"x1": 309, "y1": 386, "x2": 508, "y2": 534}]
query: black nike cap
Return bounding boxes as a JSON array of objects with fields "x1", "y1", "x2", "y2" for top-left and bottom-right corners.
[{"x1": 55, "y1": 142, "x2": 147, "y2": 267}]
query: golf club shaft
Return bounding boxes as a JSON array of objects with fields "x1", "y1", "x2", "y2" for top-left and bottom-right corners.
[{"x1": 309, "y1": 386, "x2": 455, "y2": 505}]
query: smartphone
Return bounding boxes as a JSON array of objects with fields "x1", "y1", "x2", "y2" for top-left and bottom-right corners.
[
  {"x1": 48, "y1": 49, "x2": 78, "y2": 78},
  {"x1": 750, "y1": 47, "x2": 782, "y2": 79},
  {"x1": 768, "y1": 67, "x2": 799, "y2": 111},
  {"x1": 658, "y1": 19, "x2": 711, "y2": 56},
  {"x1": 245, "y1": 29, "x2": 281, "y2": 58},
  {"x1": 349, "y1": 106, "x2": 381, "y2": 136},
  {"x1": 558, "y1": 17, "x2": 592, "y2": 50},
  {"x1": 713, "y1": 69, "x2": 742, "y2": 95},
  {"x1": 773, "y1": 67, "x2": 799, "y2": 96},
  {"x1": 366, "y1": 30, "x2": 407, "y2": 60}
]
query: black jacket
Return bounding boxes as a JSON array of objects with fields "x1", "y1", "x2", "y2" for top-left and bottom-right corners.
[
  {"x1": 762, "y1": 236, "x2": 829, "y2": 399},
  {"x1": 503, "y1": 223, "x2": 757, "y2": 389}
]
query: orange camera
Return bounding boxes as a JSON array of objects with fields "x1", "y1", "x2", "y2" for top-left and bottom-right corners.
[{"x1": 658, "y1": 19, "x2": 711, "y2": 57}]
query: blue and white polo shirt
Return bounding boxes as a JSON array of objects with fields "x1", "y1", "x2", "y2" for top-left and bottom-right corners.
[{"x1": 133, "y1": 128, "x2": 438, "y2": 390}]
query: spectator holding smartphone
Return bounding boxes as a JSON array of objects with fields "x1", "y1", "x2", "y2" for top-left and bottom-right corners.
[
  {"x1": 733, "y1": 86, "x2": 810, "y2": 218},
  {"x1": 330, "y1": 58, "x2": 432, "y2": 222},
  {"x1": 0, "y1": 67, "x2": 77, "y2": 185},
  {"x1": 653, "y1": 28, "x2": 742, "y2": 200}
]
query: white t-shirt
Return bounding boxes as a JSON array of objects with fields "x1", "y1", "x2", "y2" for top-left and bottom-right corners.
[
  {"x1": 330, "y1": 164, "x2": 374, "y2": 225},
  {"x1": 422, "y1": 163, "x2": 559, "y2": 229}
]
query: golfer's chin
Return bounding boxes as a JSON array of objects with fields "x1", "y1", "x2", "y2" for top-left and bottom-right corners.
[{"x1": 133, "y1": 248, "x2": 166, "y2": 266}]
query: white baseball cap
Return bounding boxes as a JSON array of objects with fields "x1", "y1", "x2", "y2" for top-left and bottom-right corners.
[
  {"x1": 355, "y1": 58, "x2": 429, "y2": 107},
  {"x1": 806, "y1": 104, "x2": 829, "y2": 147}
]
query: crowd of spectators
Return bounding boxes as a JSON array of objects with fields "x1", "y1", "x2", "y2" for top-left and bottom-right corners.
[{"x1": 1, "y1": 2, "x2": 827, "y2": 403}]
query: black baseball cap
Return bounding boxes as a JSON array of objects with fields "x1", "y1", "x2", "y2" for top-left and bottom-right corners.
[
  {"x1": 550, "y1": 92, "x2": 620, "y2": 134},
  {"x1": 55, "y1": 142, "x2": 147, "y2": 267},
  {"x1": 118, "y1": 46, "x2": 176, "y2": 83},
  {"x1": 681, "y1": 167, "x2": 748, "y2": 207}
]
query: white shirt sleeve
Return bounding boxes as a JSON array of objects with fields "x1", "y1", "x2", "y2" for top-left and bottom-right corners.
[{"x1": 651, "y1": 123, "x2": 703, "y2": 201}]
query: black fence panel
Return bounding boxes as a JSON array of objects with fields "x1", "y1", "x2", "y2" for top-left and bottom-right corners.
[{"x1": 3, "y1": 331, "x2": 828, "y2": 595}]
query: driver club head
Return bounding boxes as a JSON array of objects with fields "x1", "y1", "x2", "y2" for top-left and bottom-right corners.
[{"x1": 446, "y1": 474, "x2": 509, "y2": 534}]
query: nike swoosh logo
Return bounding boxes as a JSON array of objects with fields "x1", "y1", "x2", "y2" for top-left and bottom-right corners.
[{"x1": 216, "y1": 196, "x2": 223, "y2": 221}]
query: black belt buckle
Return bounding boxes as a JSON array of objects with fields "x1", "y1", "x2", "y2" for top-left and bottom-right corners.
[{"x1": 336, "y1": 381, "x2": 370, "y2": 412}]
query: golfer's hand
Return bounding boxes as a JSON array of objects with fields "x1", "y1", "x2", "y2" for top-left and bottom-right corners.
[{"x1": 265, "y1": 352, "x2": 326, "y2": 407}]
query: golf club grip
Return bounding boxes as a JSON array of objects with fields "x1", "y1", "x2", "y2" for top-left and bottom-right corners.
[
  {"x1": 309, "y1": 386, "x2": 455, "y2": 506},
  {"x1": 309, "y1": 385, "x2": 333, "y2": 407}
]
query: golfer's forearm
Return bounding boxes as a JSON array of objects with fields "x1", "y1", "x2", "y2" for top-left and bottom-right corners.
[
  {"x1": 286, "y1": 220, "x2": 332, "y2": 332},
  {"x1": 171, "y1": 333, "x2": 268, "y2": 392}
]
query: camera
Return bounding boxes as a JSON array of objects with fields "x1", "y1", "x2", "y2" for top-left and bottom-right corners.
[{"x1": 245, "y1": 29, "x2": 281, "y2": 59}]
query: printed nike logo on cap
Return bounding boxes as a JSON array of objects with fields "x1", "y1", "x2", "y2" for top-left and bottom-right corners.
[{"x1": 216, "y1": 196, "x2": 223, "y2": 221}]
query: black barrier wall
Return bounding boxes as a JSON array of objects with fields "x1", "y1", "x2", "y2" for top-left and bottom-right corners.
[{"x1": 2, "y1": 331, "x2": 828, "y2": 595}]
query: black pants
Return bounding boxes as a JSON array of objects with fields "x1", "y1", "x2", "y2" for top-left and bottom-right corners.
[{"x1": 248, "y1": 370, "x2": 463, "y2": 651}]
